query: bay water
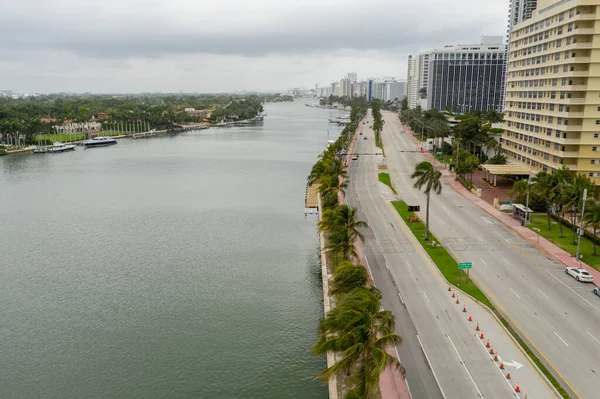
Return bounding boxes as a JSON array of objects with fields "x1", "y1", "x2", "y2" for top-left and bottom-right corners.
[{"x1": 0, "y1": 100, "x2": 345, "y2": 398}]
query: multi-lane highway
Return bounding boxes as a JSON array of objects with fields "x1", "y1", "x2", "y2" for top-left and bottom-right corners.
[
  {"x1": 345, "y1": 111, "x2": 556, "y2": 399},
  {"x1": 372, "y1": 110, "x2": 600, "y2": 399}
]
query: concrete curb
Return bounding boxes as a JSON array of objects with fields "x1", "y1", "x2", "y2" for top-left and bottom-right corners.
[{"x1": 317, "y1": 192, "x2": 339, "y2": 399}]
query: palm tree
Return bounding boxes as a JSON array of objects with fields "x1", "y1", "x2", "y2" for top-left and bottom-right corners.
[
  {"x1": 562, "y1": 174, "x2": 594, "y2": 244},
  {"x1": 531, "y1": 171, "x2": 561, "y2": 232},
  {"x1": 312, "y1": 287, "x2": 402, "y2": 398},
  {"x1": 330, "y1": 261, "x2": 369, "y2": 295},
  {"x1": 411, "y1": 161, "x2": 442, "y2": 241},
  {"x1": 335, "y1": 205, "x2": 368, "y2": 244},
  {"x1": 584, "y1": 199, "x2": 600, "y2": 256}
]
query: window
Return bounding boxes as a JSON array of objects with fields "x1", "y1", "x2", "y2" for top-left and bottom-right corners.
[
  {"x1": 596, "y1": 120, "x2": 600, "y2": 125},
  {"x1": 595, "y1": 133, "x2": 599, "y2": 138},
  {"x1": 592, "y1": 160, "x2": 596, "y2": 164},
  {"x1": 590, "y1": 172, "x2": 594, "y2": 177},
  {"x1": 594, "y1": 147, "x2": 598, "y2": 151}
]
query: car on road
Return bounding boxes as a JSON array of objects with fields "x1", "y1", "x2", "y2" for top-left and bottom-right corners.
[
  {"x1": 594, "y1": 286, "x2": 600, "y2": 297},
  {"x1": 352, "y1": 155, "x2": 358, "y2": 160},
  {"x1": 363, "y1": 137, "x2": 367, "y2": 140},
  {"x1": 359, "y1": 132, "x2": 363, "y2": 135},
  {"x1": 565, "y1": 267, "x2": 594, "y2": 282}
]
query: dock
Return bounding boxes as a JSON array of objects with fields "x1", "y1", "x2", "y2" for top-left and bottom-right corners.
[{"x1": 305, "y1": 183, "x2": 319, "y2": 214}]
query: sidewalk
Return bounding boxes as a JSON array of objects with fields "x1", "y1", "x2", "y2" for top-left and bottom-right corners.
[{"x1": 400, "y1": 123, "x2": 600, "y2": 286}]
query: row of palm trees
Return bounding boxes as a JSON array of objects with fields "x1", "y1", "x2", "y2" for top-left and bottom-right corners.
[
  {"x1": 510, "y1": 166, "x2": 600, "y2": 250},
  {"x1": 371, "y1": 99, "x2": 384, "y2": 147},
  {"x1": 308, "y1": 103, "x2": 404, "y2": 398}
]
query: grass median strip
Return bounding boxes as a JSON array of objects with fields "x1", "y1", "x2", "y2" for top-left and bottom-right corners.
[
  {"x1": 378, "y1": 172, "x2": 397, "y2": 194},
  {"x1": 392, "y1": 200, "x2": 571, "y2": 398}
]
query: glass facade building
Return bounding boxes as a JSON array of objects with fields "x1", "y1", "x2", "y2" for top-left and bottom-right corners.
[{"x1": 425, "y1": 37, "x2": 506, "y2": 112}]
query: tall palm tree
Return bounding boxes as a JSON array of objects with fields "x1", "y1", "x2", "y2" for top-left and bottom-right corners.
[
  {"x1": 335, "y1": 205, "x2": 368, "y2": 243},
  {"x1": 411, "y1": 161, "x2": 442, "y2": 241},
  {"x1": 584, "y1": 199, "x2": 600, "y2": 256},
  {"x1": 531, "y1": 171, "x2": 561, "y2": 232},
  {"x1": 312, "y1": 287, "x2": 402, "y2": 398},
  {"x1": 330, "y1": 261, "x2": 369, "y2": 295},
  {"x1": 562, "y1": 174, "x2": 594, "y2": 244}
]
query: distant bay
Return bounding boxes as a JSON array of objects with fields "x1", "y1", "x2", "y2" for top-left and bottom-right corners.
[{"x1": 0, "y1": 100, "x2": 347, "y2": 398}]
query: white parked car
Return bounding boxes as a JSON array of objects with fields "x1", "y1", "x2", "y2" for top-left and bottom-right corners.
[
  {"x1": 565, "y1": 267, "x2": 594, "y2": 283},
  {"x1": 593, "y1": 286, "x2": 600, "y2": 297}
]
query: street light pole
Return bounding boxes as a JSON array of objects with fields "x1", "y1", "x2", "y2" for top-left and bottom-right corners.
[{"x1": 576, "y1": 188, "x2": 588, "y2": 264}]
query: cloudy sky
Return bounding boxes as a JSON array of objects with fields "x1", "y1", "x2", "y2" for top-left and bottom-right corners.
[{"x1": 1, "y1": 0, "x2": 508, "y2": 94}]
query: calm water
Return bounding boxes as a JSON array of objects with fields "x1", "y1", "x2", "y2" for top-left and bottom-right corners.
[{"x1": 0, "y1": 101, "x2": 345, "y2": 399}]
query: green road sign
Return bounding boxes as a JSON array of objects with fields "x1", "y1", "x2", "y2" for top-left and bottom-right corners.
[
  {"x1": 436, "y1": 152, "x2": 443, "y2": 155},
  {"x1": 458, "y1": 262, "x2": 472, "y2": 270}
]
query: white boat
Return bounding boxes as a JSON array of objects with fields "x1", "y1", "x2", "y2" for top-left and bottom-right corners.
[
  {"x1": 84, "y1": 136, "x2": 118, "y2": 148},
  {"x1": 328, "y1": 116, "x2": 351, "y2": 123},
  {"x1": 216, "y1": 121, "x2": 228, "y2": 127},
  {"x1": 48, "y1": 142, "x2": 76, "y2": 153},
  {"x1": 32, "y1": 145, "x2": 48, "y2": 154}
]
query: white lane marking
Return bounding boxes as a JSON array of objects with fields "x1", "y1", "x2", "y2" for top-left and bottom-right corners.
[
  {"x1": 537, "y1": 288, "x2": 550, "y2": 300},
  {"x1": 398, "y1": 292, "x2": 405, "y2": 305},
  {"x1": 503, "y1": 258, "x2": 512, "y2": 266},
  {"x1": 423, "y1": 292, "x2": 431, "y2": 303},
  {"x1": 479, "y1": 257, "x2": 488, "y2": 266},
  {"x1": 588, "y1": 332, "x2": 600, "y2": 345},
  {"x1": 446, "y1": 334, "x2": 484, "y2": 398},
  {"x1": 554, "y1": 331, "x2": 570, "y2": 347},
  {"x1": 436, "y1": 216, "x2": 446, "y2": 225},
  {"x1": 385, "y1": 261, "x2": 390, "y2": 270},
  {"x1": 476, "y1": 335, "x2": 520, "y2": 398},
  {"x1": 495, "y1": 231, "x2": 509, "y2": 242},
  {"x1": 477, "y1": 236, "x2": 484, "y2": 243},
  {"x1": 416, "y1": 335, "x2": 447, "y2": 399},
  {"x1": 545, "y1": 270, "x2": 600, "y2": 312},
  {"x1": 394, "y1": 346, "x2": 414, "y2": 399},
  {"x1": 364, "y1": 255, "x2": 374, "y2": 279},
  {"x1": 510, "y1": 288, "x2": 521, "y2": 299},
  {"x1": 458, "y1": 220, "x2": 466, "y2": 226},
  {"x1": 405, "y1": 261, "x2": 412, "y2": 271},
  {"x1": 441, "y1": 205, "x2": 448, "y2": 211}
]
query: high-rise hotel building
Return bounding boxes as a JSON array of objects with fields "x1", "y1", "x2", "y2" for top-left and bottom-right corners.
[
  {"x1": 502, "y1": 0, "x2": 538, "y2": 109},
  {"x1": 502, "y1": 0, "x2": 600, "y2": 182}
]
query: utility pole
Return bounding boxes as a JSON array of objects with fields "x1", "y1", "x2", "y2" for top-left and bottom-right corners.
[{"x1": 576, "y1": 188, "x2": 588, "y2": 264}]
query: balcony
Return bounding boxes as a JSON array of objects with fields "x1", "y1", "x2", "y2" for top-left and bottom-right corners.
[
  {"x1": 566, "y1": 98, "x2": 586, "y2": 104},
  {"x1": 560, "y1": 151, "x2": 580, "y2": 158},
  {"x1": 571, "y1": 57, "x2": 592, "y2": 63},
  {"x1": 571, "y1": 42, "x2": 593, "y2": 49},
  {"x1": 564, "y1": 124, "x2": 584, "y2": 131},
  {"x1": 575, "y1": 14, "x2": 597, "y2": 21},
  {"x1": 565, "y1": 85, "x2": 588, "y2": 91},
  {"x1": 572, "y1": 28, "x2": 594, "y2": 35}
]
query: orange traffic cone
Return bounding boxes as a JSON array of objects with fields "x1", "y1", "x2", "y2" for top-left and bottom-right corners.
[
  {"x1": 490, "y1": 347, "x2": 495, "y2": 355},
  {"x1": 452, "y1": 292, "x2": 455, "y2": 298},
  {"x1": 448, "y1": 286, "x2": 452, "y2": 291},
  {"x1": 480, "y1": 331, "x2": 485, "y2": 339},
  {"x1": 506, "y1": 370, "x2": 511, "y2": 379},
  {"x1": 456, "y1": 297, "x2": 460, "y2": 304},
  {"x1": 475, "y1": 322, "x2": 480, "y2": 331},
  {"x1": 462, "y1": 305, "x2": 467, "y2": 313},
  {"x1": 486, "y1": 339, "x2": 490, "y2": 348},
  {"x1": 468, "y1": 314, "x2": 473, "y2": 322},
  {"x1": 499, "y1": 362, "x2": 505, "y2": 370},
  {"x1": 515, "y1": 382, "x2": 521, "y2": 393},
  {"x1": 494, "y1": 353, "x2": 498, "y2": 361}
]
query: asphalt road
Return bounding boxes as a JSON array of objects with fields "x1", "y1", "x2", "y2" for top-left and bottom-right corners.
[
  {"x1": 380, "y1": 111, "x2": 600, "y2": 399},
  {"x1": 345, "y1": 112, "x2": 555, "y2": 399}
]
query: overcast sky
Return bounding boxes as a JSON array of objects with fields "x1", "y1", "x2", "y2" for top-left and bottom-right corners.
[{"x1": 1, "y1": 0, "x2": 509, "y2": 94}]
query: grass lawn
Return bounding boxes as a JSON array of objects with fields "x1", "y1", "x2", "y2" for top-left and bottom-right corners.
[
  {"x1": 392, "y1": 200, "x2": 493, "y2": 309},
  {"x1": 527, "y1": 214, "x2": 600, "y2": 272},
  {"x1": 392, "y1": 201, "x2": 571, "y2": 398},
  {"x1": 378, "y1": 172, "x2": 397, "y2": 194}
]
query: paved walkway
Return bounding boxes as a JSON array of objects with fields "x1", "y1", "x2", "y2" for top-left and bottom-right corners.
[{"x1": 400, "y1": 123, "x2": 600, "y2": 286}]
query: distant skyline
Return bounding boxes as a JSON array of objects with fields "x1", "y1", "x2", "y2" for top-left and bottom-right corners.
[{"x1": 1, "y1": 0, "x2": 508, "y2": 94}]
